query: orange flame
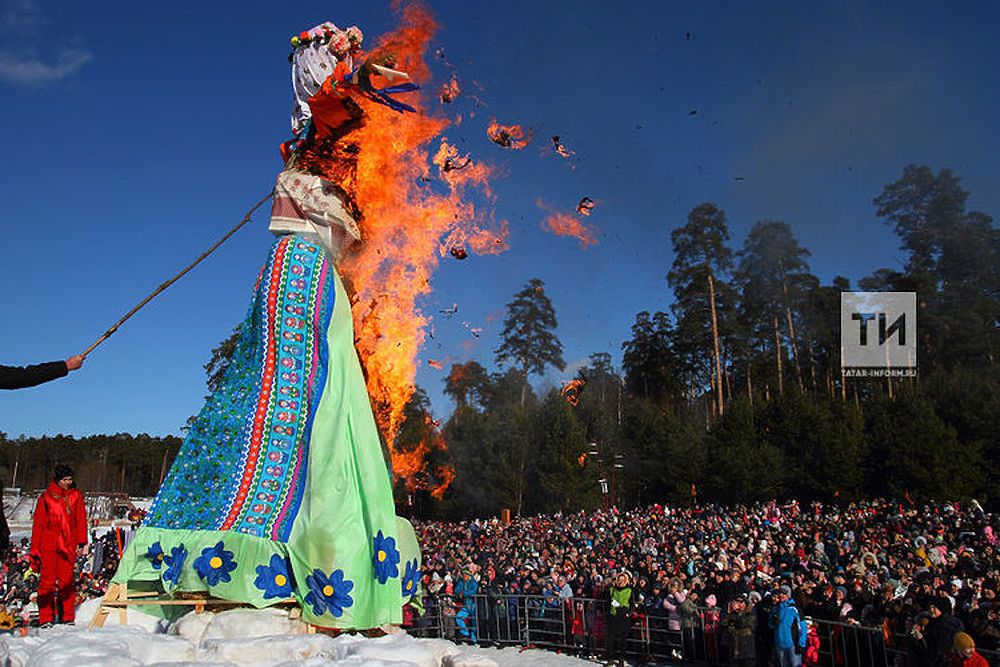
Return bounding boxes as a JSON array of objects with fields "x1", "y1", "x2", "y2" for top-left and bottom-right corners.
[
  {"x1": 561, "y1": 377, "x2": 586, "y2": 406},
  {"x1": 439, "y1": 76, "x2": 460, "y2": 104},
  {"x1": 486, "y1": 118, "x2": 531, "y2": 149},
  {"x1": 431, "y1": 465, "x2": 456, "y2": 499},
  {"x1": 536, "y1": 198, "x2": 598, "y2": 248},
  {"x1": 391, "y1": 414, "x2": 455, "y2": 499},
  {"x1": 339, "y1": 2, "x2": 504, "y2": 498}
]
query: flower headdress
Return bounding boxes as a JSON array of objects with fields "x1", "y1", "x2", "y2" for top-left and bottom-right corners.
[{"x1": 288, "y1": 22, "x2": 363, "y2": 62}]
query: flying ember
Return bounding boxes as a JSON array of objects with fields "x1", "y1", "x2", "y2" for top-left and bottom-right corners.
[
  {"x1": 486, "y1": 118, "x2": 531, "y2": 149},
  {"x1": 439, "y1": 76, "x2": 460, "y2": 104},
  {"x1": 551, "y1": 135, "x2": 575, "y2": 158},
  {"x1": 536, "y1": 198, "x2": 598, "y2": 248},
  {"x1": 561, "y1": 377, "x2": 586, "y2": 406}
]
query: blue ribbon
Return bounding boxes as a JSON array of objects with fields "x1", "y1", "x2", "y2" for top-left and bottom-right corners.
[
  {"x1": 363, "y1": 82, "x2": 420, "y2": 113},
  {"x1": 341, "y1": 69, "x2": 421, "y2": 113}
]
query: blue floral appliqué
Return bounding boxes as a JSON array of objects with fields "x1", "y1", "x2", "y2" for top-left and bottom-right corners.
[
  {"x1": 372, "y1": 530, "x2": 400, "y2": 584},
  {"x1": 401, "y1": 558, "x2": 420, "y2": 598},
  {"x1": 162, "y1": 545, "x2": 187, "y2": 586},
  {"x1": 146, "y1": 542, "x2": 165, "y2": 570},
  {"x1": 304, "y1": 569, "x2": 353, "y2": 617},
  {"x1": 254, "y1": 553, "x2": 294, "y2": 599},
  {"x1": 192, "y1": 541, "x2": 238, "y2": 586}
]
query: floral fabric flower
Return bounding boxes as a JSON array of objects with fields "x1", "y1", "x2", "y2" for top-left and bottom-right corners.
[
  {"x1": 146, "y1": 542, "x2": 165, "y2": 570},
  {"x1": 192, "y1": 541, "x2": 238, "y2": 586},
  {"x1": 372, "y1": 530, "x2": 400, "y2": 584},
  {"x1": 254, "y1": 553, "x2": 294, "y2": 599},
  {"x1": 304, "y1": 568, "x2": 353, "y2": 617},
  {"x1": 162, "y1": 545, "x2": 187, "y2": 586},
  {"x1": 401, "y1": 558, "x2": 420, "y2": 598}
]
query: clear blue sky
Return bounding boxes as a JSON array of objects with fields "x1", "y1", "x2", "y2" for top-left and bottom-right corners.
[{"x1": 1, "y1": 0, "x2": 997, "y2": 437}]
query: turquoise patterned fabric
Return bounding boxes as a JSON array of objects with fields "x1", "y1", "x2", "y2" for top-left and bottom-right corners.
[{"x1": 145, "y1": 236, "x2": 334, "y2": 542}]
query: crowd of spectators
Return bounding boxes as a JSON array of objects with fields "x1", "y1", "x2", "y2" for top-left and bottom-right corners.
[
  {"x1": 0, "y1": 494, "x2": 996, "y2": 665},
  {"x1": 0, "y1": 529, "x2": 127, "y2": 631},
  {"x1": 413, "y1": 499, "x2": 998, "y2": 665}
]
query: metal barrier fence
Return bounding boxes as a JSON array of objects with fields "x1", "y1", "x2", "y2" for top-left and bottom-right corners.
[{"x1": 403, "y1": 594, "x2": 999, "y2": 666}]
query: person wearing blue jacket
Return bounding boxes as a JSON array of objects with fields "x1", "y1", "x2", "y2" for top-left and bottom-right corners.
[
  {"x1": 455, "y1": 568, "x2": 479, "y2": 642},
  {"x1": 768, "y1": 585, "x2": 807, "y2": 667}
]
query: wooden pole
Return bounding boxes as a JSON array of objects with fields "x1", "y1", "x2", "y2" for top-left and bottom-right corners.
[{"x1": 81, "y1": 191, "x2": 274, "y2": 358}]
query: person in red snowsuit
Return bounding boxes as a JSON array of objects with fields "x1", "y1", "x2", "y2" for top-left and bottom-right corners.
[{"x1": 30, "y1": 465, "x2": 87, "y2": 625}]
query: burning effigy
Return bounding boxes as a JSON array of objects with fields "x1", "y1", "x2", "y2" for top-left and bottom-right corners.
[{"x1": 109, "y1": 10, "x2": 489, "y2": 630}]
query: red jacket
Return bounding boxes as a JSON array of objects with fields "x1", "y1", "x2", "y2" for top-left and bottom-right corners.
[
  {"x1": 30, "y1": 482, "x2": 87, "y2": 560},
  {"x1": 950, "y1": 651, "x2": 990, "y2": 667}
]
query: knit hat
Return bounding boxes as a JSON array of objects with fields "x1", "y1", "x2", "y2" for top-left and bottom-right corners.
[
  {"x1": 779, "y1": 585, "x2": 792, "y2": 597},
  {"x1": 53, "y1": 464, "x2": 74, "y2": 481},
  {"x1": 954, "y1": 632, "x2": 975, "y2": 651},
  {"x1": 927, "y1": 597, "x2": 951, "y2": 614}
]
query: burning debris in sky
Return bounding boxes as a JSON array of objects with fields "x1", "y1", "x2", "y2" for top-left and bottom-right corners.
[
  {"x1": 576, "y1": 196, "x2": 596, "y2": 216},
  {"x1": 551, "y1": 135, "x2": 575, "y2": 159},
  {"x1": 433, "y1": 141, "x2": 472, "y2": 173},
  {"x1": 561, "y1": 377, "x2": 586, "y2": 406},
  {"x1": 486, "y1": 118, "x2": 531, "y2": 149},
  {"x1": 432, "y1": 138, "x2": 490, "y2": 185},
  {"x1": 536, "y1": 198, "x2": 598, "y2": 248},
  {"x1": 439, "y1": 76, "x2": 460, "y2": 103}
]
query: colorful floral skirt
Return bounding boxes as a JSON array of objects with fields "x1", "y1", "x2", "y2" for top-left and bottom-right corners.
[{"x1": 112, "y1": 234, "x2": 421, "y2": 629}]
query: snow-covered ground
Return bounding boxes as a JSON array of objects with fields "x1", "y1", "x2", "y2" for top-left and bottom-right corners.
[{"x1": 0, "y1": 601, "x2": 598, "y2": 667}]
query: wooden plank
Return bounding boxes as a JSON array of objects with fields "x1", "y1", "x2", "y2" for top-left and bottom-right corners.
[
  {"x1": 103, "y1": 599, "x2": 234, "y2": 607},
  {"x1": 89, "y1": 587, "x2": 303, "y2": 629},
  {"x1": 89, "y1": 583, "x2": 117, "y2": 629},
  {"x1": 119, "y1": 591, "x2": 160, "y2": 599},
  {"x1": 117, "y1": 582, "x2": 127, "y2": 626},
  {"x1": 101, "y1": 597, "x2": 297, "y2": 607}
]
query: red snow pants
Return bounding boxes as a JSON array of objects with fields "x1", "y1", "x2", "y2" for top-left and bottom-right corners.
[{"x1": 37, "y1": 551, "x2": 75, "y2": 624}]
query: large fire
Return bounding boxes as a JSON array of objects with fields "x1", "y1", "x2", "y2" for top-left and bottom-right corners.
[{"x1": 340, "y1": 3, "x2": 506, "y2": 499}]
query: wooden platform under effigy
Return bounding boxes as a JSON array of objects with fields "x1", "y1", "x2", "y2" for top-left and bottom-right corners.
[{"x1": 89, "y1": 583, "x2": 309, "y2": 630}]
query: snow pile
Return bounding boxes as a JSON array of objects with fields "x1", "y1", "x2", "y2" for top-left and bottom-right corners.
[
  {"x1": 0, "y1": 606, "x2": 594, "y2": 667},
  {"x1": 74, "y1": 598, "x2": 165, "y2": 633}
]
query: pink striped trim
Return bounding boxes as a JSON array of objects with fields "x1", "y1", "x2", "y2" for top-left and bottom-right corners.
[{"x1": 270, "y1": 257, "x2": 330, "y2": 539}]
